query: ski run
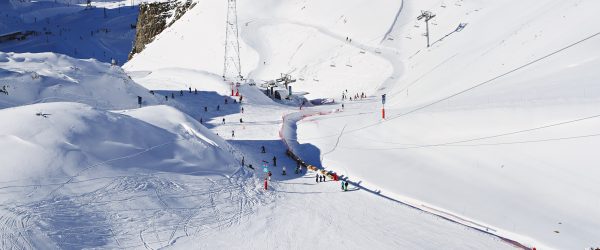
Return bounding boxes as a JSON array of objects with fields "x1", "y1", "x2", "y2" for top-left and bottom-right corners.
[{"x1": 1, "y1": 0, "x2": 600, "y2": 249}]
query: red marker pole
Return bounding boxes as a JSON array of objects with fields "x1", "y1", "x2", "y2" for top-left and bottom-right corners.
[{"x1": 381, "y1": 94, "x2": 387, "y2": 119}]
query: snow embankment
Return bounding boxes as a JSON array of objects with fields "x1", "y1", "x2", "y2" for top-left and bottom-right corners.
[
  {"x1": 0, "y1": 52, "x2": 158, "y2": 109},
  {"x1": 0, "y1": 102, "x2": 237, "y2": 184}
]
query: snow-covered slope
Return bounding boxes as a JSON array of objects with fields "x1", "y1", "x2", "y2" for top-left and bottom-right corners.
[
  {"x1": 293, "y1": 0, "x2": 600, "y2": 249},
  {"x1": 0, "y1": 102, "x2": 237, "y2": 182},
  {"x1": 0, "y1": 102, "x2": 252, "y2": 248},
  {"x1": 383, "y1": 0, "x2": 600, "y2": 107},
  {"x1": 0, "y1": 0, "x2": 140, "y2": 65},
  {"x1": 127, "y1": 0, "x2": 600, "y2": 248},
  {"x1": 124, "y1": 0, "x2": 400, "y2": 98},
  {"x1": 0, "y1": 52, "x2": 158, "y2": 109},
  {"x1": 3, "y1": 0, "x2": 598, "y2": 248}
]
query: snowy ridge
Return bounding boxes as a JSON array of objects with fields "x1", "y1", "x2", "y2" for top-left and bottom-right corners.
[{"x1": 0, "y1": 52, "x2": 158, "y2": 109}]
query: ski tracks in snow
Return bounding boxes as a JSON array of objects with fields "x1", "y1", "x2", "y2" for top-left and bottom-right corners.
[{"x1": 0, "y1": 165, "x2": 265, "y2": 249}]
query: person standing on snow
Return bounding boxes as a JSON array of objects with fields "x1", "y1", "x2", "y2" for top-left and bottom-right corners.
[
  {"x1": 204, "y1": 106, "x2": 208, "y2": 112},
  {"x1": 315, "y1": 174, "x2": 319, "y2": 183},
  {"x1": 272, "y1": 156, "x2": 277, "y2": 166},
  {"x1": 261, "y1": 145, "x2": 266, "y2": 153},
  {"x1": 222, "y1": 118, "x2": 225, "y2": 124},
  {"x1": 217, "y1": 105, "x2": 220, "y2": 111},
  {"x1": 231, "y1": 130, "x2": 235, "y2": 137},
  {"x1": 282, "y1": 166, "x2": 286, "y2": 175},
  {"x1": 344, "y1": 181, "x2": 349, "y2": 191},
  {"x1": 341, "y1": 180, "x2": 345, "y2": 191},
  {"x1": 264, "y1": 177, "x2": 268, "y2": 190}
]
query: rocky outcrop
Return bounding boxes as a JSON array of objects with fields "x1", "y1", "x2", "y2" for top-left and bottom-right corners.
[{"x1": 128, "y1": 0, "x2": 195, "y2": 60}]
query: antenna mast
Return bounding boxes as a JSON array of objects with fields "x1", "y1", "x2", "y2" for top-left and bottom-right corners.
[{"x1": 223, "y1": 0, "x2": 242, "y2": 80}]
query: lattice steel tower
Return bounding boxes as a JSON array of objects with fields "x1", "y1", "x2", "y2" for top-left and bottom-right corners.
[{"x1": 223, "y1": 0, "x2": 242, "y2": 80}]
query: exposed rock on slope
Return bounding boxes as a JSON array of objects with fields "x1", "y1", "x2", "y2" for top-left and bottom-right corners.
[{"x1": 128, "y1": 0, "x2": 195, "y2": 60}]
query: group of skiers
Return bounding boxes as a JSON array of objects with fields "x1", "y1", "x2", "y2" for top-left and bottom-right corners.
[
  {"x1": 341, "y1": 89, "x2": 367, "y2": 101},
  {"x1": 254, "y1": 149, "x2": 309, "y2": 177},
  {"x1": 315, "y1": 174, "x2": 350, "y2": 191},
  {"x1": 315, "y1": 174, "x2": 326, "y2": 182},
  {"x1": 195, "y1": 91, "x2": 246, "y2": 130},
  {"x1": 159, "y1": 87, "x2": 200, "y2": 102},
  {"x1": 253, "y1": 145, "x2": 351, "y2": 192}
]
